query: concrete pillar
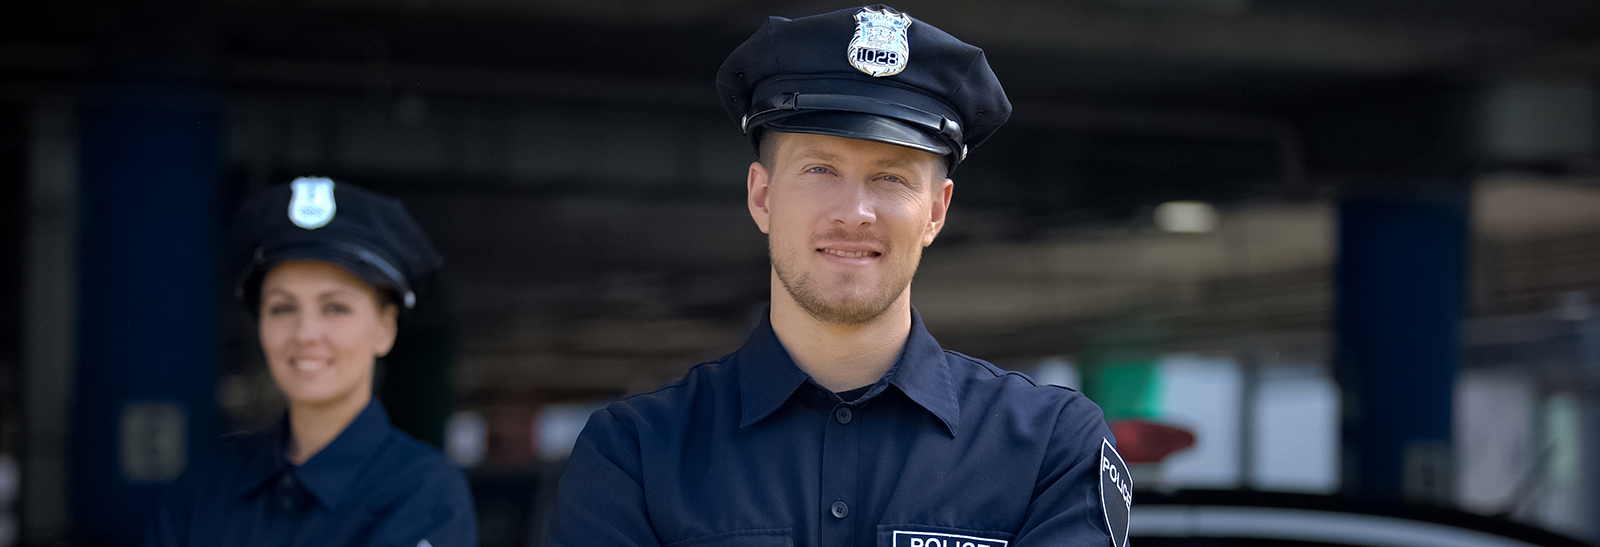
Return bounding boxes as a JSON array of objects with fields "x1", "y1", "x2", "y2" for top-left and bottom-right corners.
[{"x1": 22, "y1": 100, "x2": 80, "y2": 545}]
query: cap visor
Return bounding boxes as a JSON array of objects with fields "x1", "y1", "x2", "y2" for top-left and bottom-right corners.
[
  {"x1": 253, "y1": 246, "x2": 405, "y2": 298},
  {"x1": 762, "y1": 111, "x2": 952, "y2": 156}
]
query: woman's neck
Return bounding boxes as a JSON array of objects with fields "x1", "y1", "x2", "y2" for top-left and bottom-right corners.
[{"x1": 286, "y1": 388, "x2": 372, "y2": 465}]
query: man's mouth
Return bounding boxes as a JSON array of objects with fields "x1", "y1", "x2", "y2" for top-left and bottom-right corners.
[{"x1": 820, "y1": 248, "x2": 881, "y2": 258}]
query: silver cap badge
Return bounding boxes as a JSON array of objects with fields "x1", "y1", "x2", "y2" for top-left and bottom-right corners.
[
  {"x1": 847, "y1": 7, "x2": 912, "y2": 77},
  {"x1": 288, "y1": 177, "x2": 336, "y2": 230}
]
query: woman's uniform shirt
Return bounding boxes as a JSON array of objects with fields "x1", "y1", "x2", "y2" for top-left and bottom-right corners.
[
  {"x1": 146, "y1": 400, "x2": 477, "y2": 547},
  {"x1": 549, "y1": 309, "x2": 1124, "y2": 547}
]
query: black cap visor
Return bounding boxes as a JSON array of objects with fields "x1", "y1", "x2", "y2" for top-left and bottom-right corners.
[
  {"x1": 237, "y1": 242, "x2": 415, "y2": 311},
  {"x1": 760, "y1": 111, "x2": 952, "y2": 157}
]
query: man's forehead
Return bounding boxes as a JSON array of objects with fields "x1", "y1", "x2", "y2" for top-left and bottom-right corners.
[{"x1": 776, "y1": 132, "x2": 943, "y2": 167}]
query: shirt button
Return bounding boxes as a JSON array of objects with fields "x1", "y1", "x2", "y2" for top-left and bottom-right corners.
[
  {"x1": 279, "y1": 475, "x2": 295, "y2": 489},
  {"x1": 831, "y1": 501, "x2": 849, "y2": 518},
  {"x1": 835, "y1": 407, "x2": 853, "y2": 424}
]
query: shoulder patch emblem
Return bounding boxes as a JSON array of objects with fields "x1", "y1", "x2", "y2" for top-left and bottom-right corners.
[
  {"x1": 288, "y1": 177, "x2": 336, "y2": 229},
  {"x1": 1099, "y1": 438, "x2": 1132, "y2": 547},
  {"x1": 847, "y1": 6, "x2": 912, "y2": 77}
]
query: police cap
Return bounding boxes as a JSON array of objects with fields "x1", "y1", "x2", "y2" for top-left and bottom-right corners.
[
  {"x1": 231, "y1": 177, "x2": 442, "y2": 312},
  {"x1": 716, "y1": 4, "x2": 1011, "y2": 171}
]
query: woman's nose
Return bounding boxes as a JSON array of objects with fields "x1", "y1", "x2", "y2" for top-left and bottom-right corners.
[{"x1": 294, "y1": 315, "x2": 321, "y2": 342}]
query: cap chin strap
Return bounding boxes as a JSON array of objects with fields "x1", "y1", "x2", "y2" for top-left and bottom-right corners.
[
  {"x1": 744, "y1": 93, "x2": 964, "y2": 155},
  {"x1": 348, "y1": 246, "x2": 417, "y2": 309}
]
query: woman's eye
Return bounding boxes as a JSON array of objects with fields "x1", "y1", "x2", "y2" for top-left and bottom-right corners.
[
  {"x1": 323, "y1": 303, "x2": 352, "y2": 315},
  {"x1": 267, "y1": 304, "x2": 294, "y2": 316}
]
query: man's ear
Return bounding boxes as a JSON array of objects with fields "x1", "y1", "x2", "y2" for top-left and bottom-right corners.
[
  {"x1": 923, "y1": 178, "x2": 953, "y2": 247},
  {"x1": 748, "y1": 161, "x2": 772, "y2": 234}
]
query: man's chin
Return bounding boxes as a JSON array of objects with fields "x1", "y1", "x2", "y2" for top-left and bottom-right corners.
[
  {"x1": 794, "y1": 289, "x2": 899, "y2": 326},
  {"x1": 801, "y1": 304, "x2": 881, "y2": 326}
]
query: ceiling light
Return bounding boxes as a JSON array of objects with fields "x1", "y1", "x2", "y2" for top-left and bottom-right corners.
[{"x1": 1154, "y1": 201, "x2": 1218, "y2": 233}]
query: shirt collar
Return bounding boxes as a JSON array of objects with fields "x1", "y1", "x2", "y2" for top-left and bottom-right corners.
[
  {"x1": 889, "y1": 309, "x2": 960, "y2": 436},
  {"x1": 737, "y1": 307, "x2": 960, "y2": 436},
  {"x1": 294, "y1": 398, "x2": 393, "y2": 509},
  {"x1": 737, "y1": 310, "x2": 813, "y2": 428},
  {"x1": 235, "y1": 421, "x2": 291, "y2": 499},
  {"x1": 232, "y1": 398, "x2": 393, "y2": 510}
]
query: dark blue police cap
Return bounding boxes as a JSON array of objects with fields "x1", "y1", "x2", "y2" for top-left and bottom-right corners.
[
  {"x1": 716, "y1": 5, "x2": 1011, "y2": 171},
  {"x1": 231, "y1": 177, "x2": 442, "y2": 312}
]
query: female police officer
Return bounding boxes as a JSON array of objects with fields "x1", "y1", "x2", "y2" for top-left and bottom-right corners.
[{"x1": 146, "y1": 177, "x2": 477, "y2": 547}]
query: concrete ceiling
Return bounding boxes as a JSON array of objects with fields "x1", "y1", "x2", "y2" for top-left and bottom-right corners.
[
  {"x1": 7, "y1": 0, "x2": 1600, "y2": 109},
  {"x1": 9, "y1": 0, "x2": 1600, "y2": 401}
]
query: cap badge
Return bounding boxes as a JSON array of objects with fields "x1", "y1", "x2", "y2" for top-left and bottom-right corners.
[
  {"x1": 847, "y1": 7, "x2": 912, "y2": 77},
  {"x1": 288, "y1": 177, "x2": 337, "y2": 230}
]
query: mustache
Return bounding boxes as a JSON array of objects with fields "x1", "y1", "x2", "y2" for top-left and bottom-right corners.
[{"x1": 810, "y1": 228, "x2": 890, "y2": 249}]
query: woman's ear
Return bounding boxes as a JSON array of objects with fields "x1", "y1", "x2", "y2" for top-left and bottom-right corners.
[{"x1": 374, "y1": 303, "x2": 399, "y2": 358}]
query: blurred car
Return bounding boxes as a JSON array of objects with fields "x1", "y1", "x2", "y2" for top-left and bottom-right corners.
[{"x1": 1132, "y1": 490, "x2": 1591, "y2": 547}]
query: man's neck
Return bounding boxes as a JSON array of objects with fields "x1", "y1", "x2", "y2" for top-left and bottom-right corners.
[{"x1": 768, "y1": 273, "x2": 913, "y2": 392}]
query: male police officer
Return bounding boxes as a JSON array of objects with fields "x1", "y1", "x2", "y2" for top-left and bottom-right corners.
[{"x1": 550, "y1": 6, "x2": 1130, "y2": 547}]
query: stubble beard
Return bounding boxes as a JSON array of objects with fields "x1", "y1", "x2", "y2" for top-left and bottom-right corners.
[{"x1": 770, "y1": 230, "x2": 920, "y2": 327}]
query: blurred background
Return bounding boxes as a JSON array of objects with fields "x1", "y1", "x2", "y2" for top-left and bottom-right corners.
[{"x1": 2, "y1": 0, "x2": 1600, "y2": 545}]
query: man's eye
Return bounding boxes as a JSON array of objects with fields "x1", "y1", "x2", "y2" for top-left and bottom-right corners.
[{"x1": 807, "y1": 166, "x2": 830, "y2": 174}]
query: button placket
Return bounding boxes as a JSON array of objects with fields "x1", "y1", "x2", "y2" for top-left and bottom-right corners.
[
  {"x1": 819, "y1": 403, "x2": 860, "y2": 545},
  {"x1": 274, "y1": 473, "x2": 299, "y2": 512}
]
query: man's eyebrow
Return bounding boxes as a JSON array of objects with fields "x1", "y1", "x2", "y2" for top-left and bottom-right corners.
[
  {"x1": 873, "y1": 157, "x2": 915, "y2": 169},
  {"x1": 792, "y1": 148, "x2": 843, "y2": 163}
]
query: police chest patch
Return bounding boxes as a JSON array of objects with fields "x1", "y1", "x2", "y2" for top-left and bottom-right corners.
[
  {"x1": 892, "y1": 531, "x2": 1007, "y2": 547},
  {"x1": 1099, "y1": 438, "x2": 1133, "y2": 547},
  {"x1": 288, "y1": 177, "x2": 336, "y2": 229},
  {"x1": 847, "y1": 6, "x2": 912, "y2": 77}
]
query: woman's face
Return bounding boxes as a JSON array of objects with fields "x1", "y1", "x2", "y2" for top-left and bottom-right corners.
[{"x1": 258, "y1": 260, "x2": 398, "y2": 409}]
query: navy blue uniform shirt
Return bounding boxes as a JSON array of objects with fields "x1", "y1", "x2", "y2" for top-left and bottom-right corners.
[
  {"x1": 146, "y1": 400, "x2": 477, "y2": 547},
  {"x1": 550, "y1": 309, "x2": 1118, "y2": 547}
]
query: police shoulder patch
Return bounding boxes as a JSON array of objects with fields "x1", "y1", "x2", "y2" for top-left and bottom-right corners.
[
  {"x1": 847, "y1": 6, "x2": 912, "y2": 77},
  {"x1": 288, "y1": 177, "x2": 336, "y2": 229},
  {"x1": 1099, "y1": 437, "x2": 1132, "y2": 547}
]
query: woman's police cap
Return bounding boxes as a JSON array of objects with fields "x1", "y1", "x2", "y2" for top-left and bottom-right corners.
[
  {"x1": 231, "y1": 177, "x2": 442, "y2": 311},
  {"x1": 716, "y1": 4, "x2": 1011, "y2": 171}
]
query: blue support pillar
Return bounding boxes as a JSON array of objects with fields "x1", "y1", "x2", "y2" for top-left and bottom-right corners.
[
  {"x1": 73, "y1": 81, "x2": 223, "y2": 544},
  {"x1": 1336, "y1": 192, "x2": 1468, "y2": 504},
  {"x1": 1300, "y1": 80, "x2": 1479, "y2": 506}
]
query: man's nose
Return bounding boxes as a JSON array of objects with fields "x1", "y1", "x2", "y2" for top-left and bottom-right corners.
[{"x1": 830, "y1": 181, "x2": 876, "y2": 226}]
